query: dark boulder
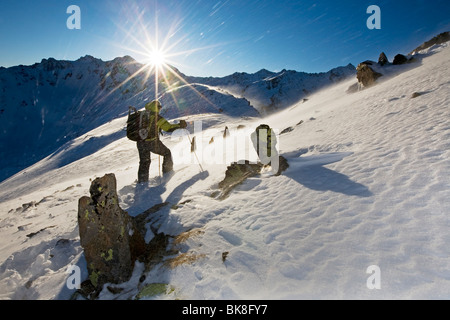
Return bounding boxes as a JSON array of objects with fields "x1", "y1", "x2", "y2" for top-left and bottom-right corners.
[
  {"x1": 216, "y1": 156, "x2": 289, "y2": 200},
  {"x1": 411, "y1": 92, "x2": 422, "y2": 99},
  {"x1": 393, "y1": 54, "x2": 408, "y2": 65},
  {"x1": 78, "y1": 173, "x2": 146, "y2": 290},
  {"x1": 356, "y1": 62, "x2": 383, "y2": 88},
  {"x1": 280, "y1": 127, "x2": 294, "y2": 134},
  {"x1": 378, "y1": 52, "x2": 389, "y2": 66},
  {"x1": 217, "y1": 161, "x2": 264, "y2": 200}
]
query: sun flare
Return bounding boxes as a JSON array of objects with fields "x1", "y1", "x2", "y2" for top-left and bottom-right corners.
[
  {"x1": 106, "y1": 5, "x2": 222, "y2": 112},
  {"x1": 147, "y1": 49, "x2": 167, "y2": 69}
]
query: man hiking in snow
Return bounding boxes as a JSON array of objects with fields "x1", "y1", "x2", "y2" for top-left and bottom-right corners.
[{"x1": 137, "y1": 100, "x2": 187, "y2": 183}]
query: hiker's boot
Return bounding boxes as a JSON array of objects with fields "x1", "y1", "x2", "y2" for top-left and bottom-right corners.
[{"x1": 162, "y1": 156, "x2": 174, "y2": 175}]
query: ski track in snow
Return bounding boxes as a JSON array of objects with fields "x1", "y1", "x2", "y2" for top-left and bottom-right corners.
[{"x1": 0, "y1": 43, "x2": 449, "y2": 299}]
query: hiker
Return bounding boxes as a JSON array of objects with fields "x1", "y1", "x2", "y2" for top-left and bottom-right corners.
[{"x1": 137, "y1": 100, "x2": 187, "y2": 183}]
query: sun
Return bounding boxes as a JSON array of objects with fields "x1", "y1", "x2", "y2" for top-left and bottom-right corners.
[{"x1": 147, "y1": 49, "x2": 167, "y2": 69}]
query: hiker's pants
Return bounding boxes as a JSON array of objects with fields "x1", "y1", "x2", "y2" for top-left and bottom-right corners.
[{"x1": 137, "y1": 140, "x2": 173, "y2": 183}]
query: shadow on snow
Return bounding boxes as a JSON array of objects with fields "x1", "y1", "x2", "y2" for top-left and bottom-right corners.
[{"x1": 284, "y1": 152, "x2": 373, "y2": 197}]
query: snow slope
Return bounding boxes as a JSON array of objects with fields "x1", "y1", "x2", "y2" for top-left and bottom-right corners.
[
  {"x1": 188, "y1": 64, "x2": 356, "y2": 115},
  {"x1": 0, "y1": 42, "x2": 449, "y2": 300},
  {"x1": 0, "y1": 55, "x2": 352, "y2": 183}
]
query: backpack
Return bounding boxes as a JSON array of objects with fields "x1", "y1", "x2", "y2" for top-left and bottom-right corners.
[{"x1": 127, "y1": 107, "x2": 151, "y2": 141}]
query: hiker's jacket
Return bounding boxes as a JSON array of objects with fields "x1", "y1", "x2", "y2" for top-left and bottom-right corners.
[{"x1": 144, "y1": 101, "x2": 182, "y2": 142}]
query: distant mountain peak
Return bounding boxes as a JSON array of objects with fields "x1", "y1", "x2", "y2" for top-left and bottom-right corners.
[
  {"x1": 110, "y1": 55, "x2": 138, "y2": 65},
  {"x1": 255, "y1": 68, "x2": 275, "y2": 76},
  {"x1": 38, "y1": 57, "x2": 71, "y2": 71},
  {"x1": 77, "y1": 55, "x2": 102, "y2": 63}
]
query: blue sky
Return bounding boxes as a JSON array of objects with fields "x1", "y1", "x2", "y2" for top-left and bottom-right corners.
[{"x1": 0, "y1": 0, "x2": 449, "y2": 77}]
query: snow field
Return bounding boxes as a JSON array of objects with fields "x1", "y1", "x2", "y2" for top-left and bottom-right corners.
[
  {"x1": 0, "y1": 43, "x2": 449, "y2": 299},
  {"x1": 152, "y1": 45, "x2": 450, "y2": 299}
]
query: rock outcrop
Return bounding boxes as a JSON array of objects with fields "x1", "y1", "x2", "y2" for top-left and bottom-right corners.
[
  {"x1": 378, "y1": 52, "x2": 389, "y2": 66},
  {"x1": 78, "y1": 174, "x2": 146, "y2": 290},
  {"x1": 217, "y1": 161, "x2": 264, "y2": 199},
  {"x1": 356, "y1": 62, "x2": 383, "y2": 88},
  {"x1": 393, "y1": 54, "x2": 409, "y2": 65},
  {"x1": 410, "y1": 31, "x2": 450, "y2": 55},
  {"x1": 216, "y1": 156, "x2": 289, "y2": 200}
]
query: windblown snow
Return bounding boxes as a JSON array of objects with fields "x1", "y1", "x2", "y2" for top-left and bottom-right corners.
[{"x1": 0, "y1": 42, "x2": 449, "y2": 300}]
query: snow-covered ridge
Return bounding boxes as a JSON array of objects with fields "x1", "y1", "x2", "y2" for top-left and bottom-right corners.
[
  {"x1": 188, "y1": 64, "x2": 356, "y2": 114},
  {"x1": 0, "y1": 54, "x2": 354, "y2": 182}
]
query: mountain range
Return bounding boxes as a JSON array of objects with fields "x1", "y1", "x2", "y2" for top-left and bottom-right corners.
[{"x1": 0, "y1": 56, "x2": 355, "y2": 182}]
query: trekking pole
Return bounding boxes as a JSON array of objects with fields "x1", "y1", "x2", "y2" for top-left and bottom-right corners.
[
  {"x1": 186, "y1": 132, "x2": 204, "y2": 173},
  {"x1": 158, "y1": 155, "x2": 162, "y2": 184}
]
